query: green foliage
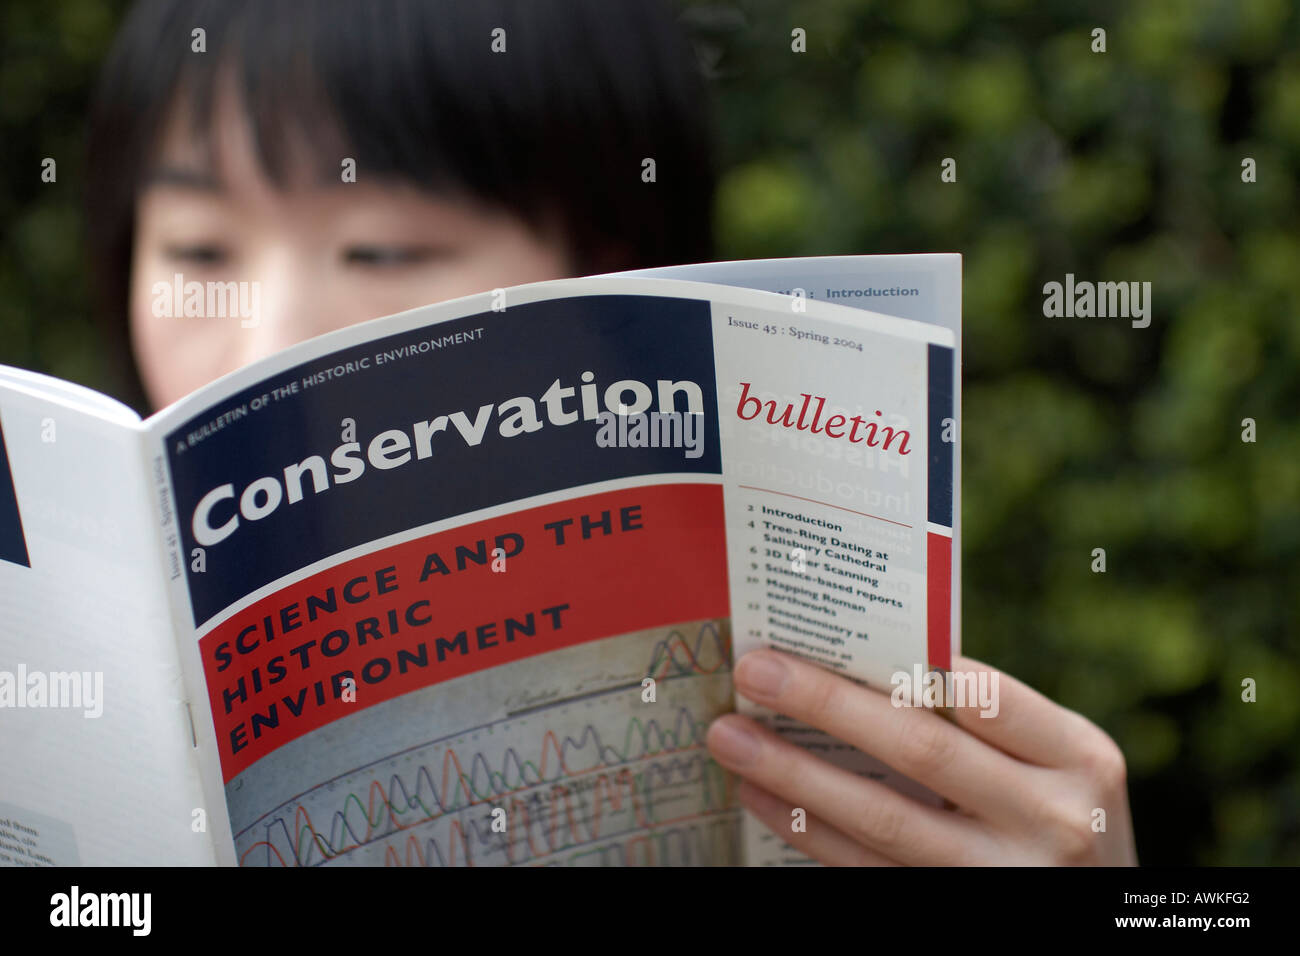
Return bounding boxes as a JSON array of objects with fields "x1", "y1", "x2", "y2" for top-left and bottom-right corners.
[
  {"x1": 0, "y1": 0, "x2": 131, "y2": 392},
  {"x1": 692, "y1": 0, "x2": 1300, "y2": 864}
]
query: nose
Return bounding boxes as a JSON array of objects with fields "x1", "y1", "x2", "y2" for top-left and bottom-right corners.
[{"x1": 233, "y1": 248, "x2": 326, "y2": 370}]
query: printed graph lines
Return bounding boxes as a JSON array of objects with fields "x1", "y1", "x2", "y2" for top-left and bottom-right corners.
[{"x1": 234, "y1": 620, "x2": 735, "y2": 866}]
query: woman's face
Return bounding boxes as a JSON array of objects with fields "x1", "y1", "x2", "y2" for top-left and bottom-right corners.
[{"x1": 129, "y1": 85, "x2": 574, "y2": 410}]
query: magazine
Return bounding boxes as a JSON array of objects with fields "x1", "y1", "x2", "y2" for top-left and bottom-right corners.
[{"x1": 0, "y1": 254, "x2": 960, "y2": 866}]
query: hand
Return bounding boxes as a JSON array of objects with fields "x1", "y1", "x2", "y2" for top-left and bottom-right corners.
[{"x1": 706, "y1": 648, "x2": 1138, "y2": 865}]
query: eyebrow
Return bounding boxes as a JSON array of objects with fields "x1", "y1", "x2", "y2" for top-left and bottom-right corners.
[{"x1": 141, "y1": 165, "x2": 223, "y2": 192}]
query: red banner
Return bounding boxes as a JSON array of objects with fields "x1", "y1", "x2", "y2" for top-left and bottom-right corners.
[{"x1": 200, "y1": 483, "x2": 728, "y2": 781}]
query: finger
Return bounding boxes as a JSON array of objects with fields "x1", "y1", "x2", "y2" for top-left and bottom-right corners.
[
  {"x1": 707, "y1": 714, "x2": 992, "y2": 865},
  {"x1": 946, "y1": 654, "x2": 1105, "y2": 768},
  {"x1": 737, "y1": 780, "x2": 900, "y2": 867},
  {"x1": 731, "y1": 648, "x2": 1044, "y2": 827}
]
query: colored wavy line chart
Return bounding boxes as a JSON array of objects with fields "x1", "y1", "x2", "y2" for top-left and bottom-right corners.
[{"x1": 231, "y1": 618, "x2": 739, "y2": 866}]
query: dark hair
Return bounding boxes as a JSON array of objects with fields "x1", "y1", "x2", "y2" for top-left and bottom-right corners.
[{"x1": 85, "y1": 0, "x2": 716, "y2": 413}]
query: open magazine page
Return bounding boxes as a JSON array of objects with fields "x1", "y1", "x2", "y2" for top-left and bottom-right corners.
[
  {"x1": 610, "y1": 256, "x2": 961, "y2": 865},
  {"x1": 0, "y1": 376, "x2": 214, "y2": 866},
  {"x1": 0, "y1": 366, "x2": 146, "y2": 425},
  {"x1": 143, "y1": 276, "x2": 952, "y2": 867}
]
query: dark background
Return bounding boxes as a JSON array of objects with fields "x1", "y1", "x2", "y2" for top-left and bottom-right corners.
[{"x1": 1, "y1": 0, "x2": 1297, "y2": 863}]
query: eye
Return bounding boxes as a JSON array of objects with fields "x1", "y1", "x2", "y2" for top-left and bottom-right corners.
[
  {"x1": 342, "y1": 244, "x2": 443, "y2": 267},
  {"x1": 163, "y1": 243, "x2": 229, "y2": 266}
]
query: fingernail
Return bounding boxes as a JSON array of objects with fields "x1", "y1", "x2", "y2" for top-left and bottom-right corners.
[
  {"x1": 736, "y1": 653, "x2": 788, "y2": 698},
  {"x1": 709, "y1": 720, "x2": 760, "y2": 767}
]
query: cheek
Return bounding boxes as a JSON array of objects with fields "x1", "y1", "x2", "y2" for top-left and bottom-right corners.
[
  {"x1": 490, "y1": 227, "x2": 575, "y2": 284},
  {"x1": 129, "y1": 269, "x2": 238, "y2": 409},
  {"x1": 482, "y1": 229, "x2": 574, "y2": 284},
  {"x1": 129, "y1": 287, "x2": 185, "y2": 410}
]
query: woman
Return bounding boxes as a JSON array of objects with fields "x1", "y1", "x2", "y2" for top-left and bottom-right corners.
[{"x1": 85, "y1": 0, "x2": 1137, "y2": 866}]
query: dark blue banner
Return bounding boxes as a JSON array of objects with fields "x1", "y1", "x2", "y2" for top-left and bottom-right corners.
[
  {"x1": 165, "y1": 294, "x2": 721, "y2": 625},
  {"x1": 927, "y1": 343, "x2": 954, "y2": 529},
  {"x1": 0, "y1": 419, "x2": 30, "y2": 568}
]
